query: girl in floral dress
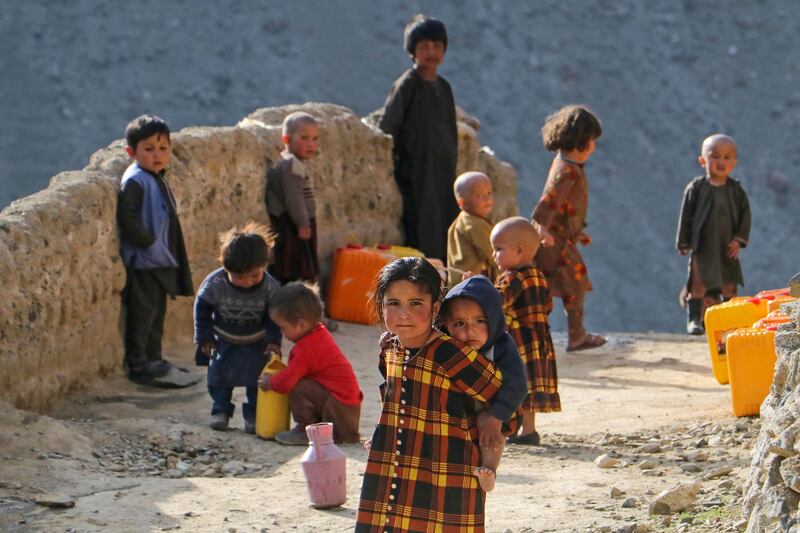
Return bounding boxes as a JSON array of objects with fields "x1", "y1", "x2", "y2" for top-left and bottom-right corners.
[{"x1": 532, "y1": 105, "x2": 606, "y2": 352}]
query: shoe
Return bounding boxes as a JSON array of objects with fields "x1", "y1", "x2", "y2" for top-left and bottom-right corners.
[
  {"x1": 507, "y1": 431, "x2": 541, "y2": 445},
  {"x1": 687, "y1": 320, "x2": 704, "y2": 335},
  {"x1": 244, "y1": 419, "x2": 256, "y2": 435},
  {"x1": 210, "y1": 413, "x2": 230, "y2": 431},
  {"x1": 686, "y1": 298, "x2": 705, "y2": 335},
  {"x1": 275, "y1": 427, "x2": 309, "y2": 446},
  {"x1": 324, "y1": 317, "x2": 339, "y2": 332},
  {"x1": 566, "y1": 334, "x2": 607, "y2": 352},
  {"x1": 126, "y1": 359, "x2": 180, "y2": 386}
]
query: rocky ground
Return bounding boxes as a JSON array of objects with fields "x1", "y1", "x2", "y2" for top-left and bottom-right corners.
[{"x1": 0, "y1": 325, "x2": 759, "y2": 532}]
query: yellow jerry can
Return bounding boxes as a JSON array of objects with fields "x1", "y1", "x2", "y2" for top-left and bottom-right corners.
[
  {"x1": 704, "y1": 297, "x2": 769, "y2": 384},
  {"x1": 256, "y1": 352, "x2": 290, "y2": 440},
  {"x1": 725, "y1": 327, "x2": 778, "y2": 417}
]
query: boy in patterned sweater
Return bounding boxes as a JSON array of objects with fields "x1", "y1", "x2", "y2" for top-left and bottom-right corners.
[
  {"x1": 194, "y1": 222, "x2": 282, "y2": 433},
  {"x1": 491, "y1": 217, "x2": 561, "y2": 445}
]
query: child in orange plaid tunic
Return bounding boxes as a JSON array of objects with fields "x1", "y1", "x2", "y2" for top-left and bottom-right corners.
[
  {"x1": 491, "y1": 217, "x2": 561, "y2": 446},
  {"x1": 356, "y1": 257, "x2": 503, "y2": 532}
]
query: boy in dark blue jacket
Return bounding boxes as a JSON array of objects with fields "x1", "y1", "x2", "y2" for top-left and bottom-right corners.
[
  {"x1": 441, "y1": 275, "x2": 527, "y2": 492},
  {"x1": 117, "y1": 115, "x2": 194, "y2": 386}
]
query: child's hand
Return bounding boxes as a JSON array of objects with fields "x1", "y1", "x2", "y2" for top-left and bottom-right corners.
[
  {"x1": 201, "y1": 341, "x2": 214, "y2": 356},
  {"x1": 298, "y1": 226, "x2": 312, "y2": 240},
  {"x1": 258, "y1": 373, "x2": 272, "y2": 391},
  {"x1": 538, "y1": 226, "x2": 555, "y2": 247},
  {"x1": 363, "y1": 439, "x2": 372, "y2": 450},
  {"x1": 577, "y1": 232, "x2": 592, "y2": 246},
  {"x1": 463, "y1": 270, "x2": 475, "y2": 280},
  {"x1": 477, "y1": 412, "x2": 504, "y2": 452},
  {"x1": 265, "y1": 343, "x2": 282, "y2": 357},
  {"x1": 678, "y1": 247, "x2": 689, "y2": 256},
  {"x1": 728, "y1": 240, "x2": 741, "y2": 259}
]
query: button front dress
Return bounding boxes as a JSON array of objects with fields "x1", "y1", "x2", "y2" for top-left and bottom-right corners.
[{"x1": 356, "y1": 334, "x2": 502, "y2": 532}]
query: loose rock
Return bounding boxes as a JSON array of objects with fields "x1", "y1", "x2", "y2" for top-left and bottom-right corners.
[
  {"x1": 648, "y1": 481, "x2": 701, "y2": 515},
  {"x1": 35, "y1": 494, "x2": 76, "y2": 508},
  {"x1": 594, "y1": 454, "x2": 619, "y2": 469}
]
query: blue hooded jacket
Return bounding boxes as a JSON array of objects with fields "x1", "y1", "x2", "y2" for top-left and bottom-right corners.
[{"x1": 442, "y1": 275, "x2": 527, "y2": 422}]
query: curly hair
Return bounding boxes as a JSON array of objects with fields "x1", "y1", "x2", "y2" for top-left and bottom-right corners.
[
  {"x1": 541, "y1": 105, "x2": 602, "y2": 152},
  {"x1": 218, "y1": 221, "x2": 274, "y2": 273}
]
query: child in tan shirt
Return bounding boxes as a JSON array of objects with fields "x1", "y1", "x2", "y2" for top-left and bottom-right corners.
[{"x1": 446, "y1": 171, "x2": 498, "y2": 287}]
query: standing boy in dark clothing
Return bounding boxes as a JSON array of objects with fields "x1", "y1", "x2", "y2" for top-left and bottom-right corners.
[
  {"x1": 117, "y1": 115, "x2": 195, "y2": 386},
  {"x1": 676, "y1": 134, "x2": 751, "y2": 335},
  {"x1": 379, "y1": 14, "x2": 458, "y2": 260}
]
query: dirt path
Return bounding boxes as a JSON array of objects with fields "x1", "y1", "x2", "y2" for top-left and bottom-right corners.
[{"x1": 0, "y1": 326, "x2": 754, "y2": 532}]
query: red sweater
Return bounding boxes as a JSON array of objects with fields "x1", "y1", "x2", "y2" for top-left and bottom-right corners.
[{"x1": 270, "y1": 324, "x2": 363, "y2": 406}]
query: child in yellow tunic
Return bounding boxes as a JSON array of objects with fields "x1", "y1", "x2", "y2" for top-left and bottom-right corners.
[
  {"x1": 356, "y1": 257, "x2": 502, "y2": 532},
  {"x1": 446, "y1": 171, "x2": 499, "y2": 288}
]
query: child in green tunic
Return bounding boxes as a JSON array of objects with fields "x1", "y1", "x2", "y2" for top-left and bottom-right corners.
[{"x1": 676, "y1": 134, "x2": 752, "y2": 335}]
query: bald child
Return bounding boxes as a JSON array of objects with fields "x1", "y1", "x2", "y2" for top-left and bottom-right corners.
[
  {"x1": 446, "y1": 171, "x2": 498, "y2": 287},
  {"x1": 676, "y1": 134, "x2": 751, "y2": 335},
  {"x1": 491, "y1": 217, "x2": 561, "y2": 445}
]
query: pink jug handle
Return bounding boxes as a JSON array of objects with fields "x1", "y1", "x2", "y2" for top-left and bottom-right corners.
[{"x1": 309, "y1": 427, "x2": 324, "y2": 460}]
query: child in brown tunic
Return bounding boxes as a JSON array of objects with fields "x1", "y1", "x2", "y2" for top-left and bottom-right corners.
[
  {"x1": 676, "y1": 134, "x2": 751, "y2": 335},
  {"x1": 491, "y1": 217, "x2": 560, "y2": 445},
  {"x1": 531, "y1": 105, "x2": 606, "y2": 352},
  {"x1": 265, "y1": 112, "x2": 320, "y2": 284}
]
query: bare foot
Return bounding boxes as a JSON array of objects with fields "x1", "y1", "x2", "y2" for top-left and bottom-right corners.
[{"x1": 473, "y1": 466, "x2": 496, "y2": 492}]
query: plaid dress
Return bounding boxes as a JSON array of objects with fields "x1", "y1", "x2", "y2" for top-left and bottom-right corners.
[
  {"x1": 356, "y1": 333, "x2": 502, "y2": 532},
  {"x1": 496, "y1": 267, "x2": 561, "y2": 413}
]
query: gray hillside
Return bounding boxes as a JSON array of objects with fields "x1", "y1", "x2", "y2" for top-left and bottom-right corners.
[{"x1": 1, "y1": 0, "x2": 798, "y2": 332}]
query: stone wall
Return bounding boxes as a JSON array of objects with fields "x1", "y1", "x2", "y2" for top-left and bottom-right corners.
[
  {"x1": 0, "y1": 103, "x2": 517, "y2": 412},
  {"x1": 744, "y1": 300, "x2": 800, "y2": 531}
]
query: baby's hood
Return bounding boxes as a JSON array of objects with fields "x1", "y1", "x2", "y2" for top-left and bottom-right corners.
[{"x1": 442, "y1": 275, "x2": 505, "y2": 353}]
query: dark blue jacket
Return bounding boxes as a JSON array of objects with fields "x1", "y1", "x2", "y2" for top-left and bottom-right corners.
[{"x1": 442, "y1": 275, "x2": 527, "y2": 422}]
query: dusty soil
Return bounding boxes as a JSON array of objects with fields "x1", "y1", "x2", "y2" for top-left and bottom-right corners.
[{"x1": 0, "y1": 326, "x2": 755, "y2": 532}]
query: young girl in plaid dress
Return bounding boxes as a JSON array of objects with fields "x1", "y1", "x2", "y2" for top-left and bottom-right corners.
[{"x1": 356, "y1": 257, "x2": 503, "y2": 532}]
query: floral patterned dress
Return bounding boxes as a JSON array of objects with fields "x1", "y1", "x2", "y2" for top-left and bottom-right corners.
[{"x1": 531, "y1": 155, "x2": 593, "y2": 307}]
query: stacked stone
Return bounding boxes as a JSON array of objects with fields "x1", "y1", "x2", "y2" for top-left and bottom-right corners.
[
  {"x1": 0, "y1": 103, "x2": 518, "y2": 411},
  {"x1": 744, "y1": 300, "x2": 800, "y2": 531}
]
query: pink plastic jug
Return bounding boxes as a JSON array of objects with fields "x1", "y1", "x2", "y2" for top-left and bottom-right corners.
[{"x1": 300, "y1": 422, "x2": 347, "y2": 508}]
